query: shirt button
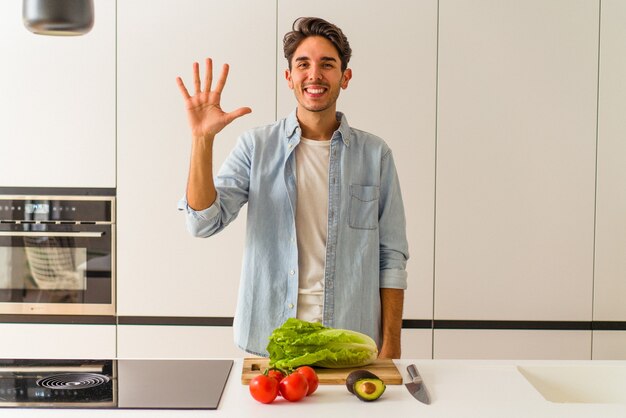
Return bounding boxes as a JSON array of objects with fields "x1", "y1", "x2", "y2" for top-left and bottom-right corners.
[
  {"x1": 288, "y1": 303, "x2": 294, "y2": 309},
  {"x1": 289, "y1": 270, "x2": 295, "y2": 276}
]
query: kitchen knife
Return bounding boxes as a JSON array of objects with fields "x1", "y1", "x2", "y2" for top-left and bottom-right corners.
[{"x1": 405, "y1": 364, "x2": 431, "y2": 404}]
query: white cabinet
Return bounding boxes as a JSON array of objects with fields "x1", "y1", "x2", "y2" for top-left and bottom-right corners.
[
  {"x1": 593, "y1": 332, "x2": 626, "y2": 360},
  {"x1": 434, "y1": 0, "x2": 598, "y2": 325},
  {"x1": 117, "y1": 325, "x2": 247, "y2": 359},
  {"x1": 0, "y1": 324, "x2": 116, "y2": 359},
  {"x1": 277, "y1": 0, "x2": 438, "y2": 358},
  {"x1": 593, "y1": 0, "x2": 626, "y2": 321},
  {"x1": 592, "y1": 0, "x2": 626, "y2": 359},
  {"x1": 116, "y1": 0, "x2": 276, "y2": 318},
  {"x1": 0, "y1": 0, "x2": 115, "y2": 188},
  {"x1": 401, "y1": 329, "x2": 433, "y2": 359},
  {"x1": 434, "y1": 330, "x2": 591, "y2": 360}
]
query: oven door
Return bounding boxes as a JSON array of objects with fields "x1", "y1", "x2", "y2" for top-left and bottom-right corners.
[{"x1": 0, "y1": 223, "x2": 114, "y2": 315}]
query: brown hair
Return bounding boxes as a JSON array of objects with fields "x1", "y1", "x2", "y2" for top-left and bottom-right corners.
[{"x1": 283, "y1": 17, "x2": 352, "y2": 72}]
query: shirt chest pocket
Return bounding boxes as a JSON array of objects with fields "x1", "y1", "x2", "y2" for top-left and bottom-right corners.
[{"x1": 348, "y1": 185, "x2": 379, "y2": 230}]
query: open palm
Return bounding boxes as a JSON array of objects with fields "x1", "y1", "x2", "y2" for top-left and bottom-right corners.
[{"x1": 176, "y1": 58, "x2": 251, "y2": 138}]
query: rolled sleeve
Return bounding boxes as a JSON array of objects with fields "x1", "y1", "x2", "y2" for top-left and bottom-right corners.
[
  {"x1": 378, "y1": 150, "x2": 409, "y2": 289},
  {"x1": 177, "y1": 195, "x2": 222, "y2": 237},
  {"x1": 380, "y1": 268, "x2": 408, "y2": 289}
]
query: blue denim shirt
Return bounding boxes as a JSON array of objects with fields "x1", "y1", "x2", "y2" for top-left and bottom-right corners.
[{"x1": 179, "y1": 110, "x2": 409, "y2": 356}]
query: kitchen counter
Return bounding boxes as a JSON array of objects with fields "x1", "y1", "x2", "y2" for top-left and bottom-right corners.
[{"x1": 2, "y1": 359, "x2": 626, "y2": 417}]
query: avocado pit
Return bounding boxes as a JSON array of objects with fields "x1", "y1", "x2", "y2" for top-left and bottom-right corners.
[{"x1": 359, "y1": 381, "x2": 377, "y2": 395}]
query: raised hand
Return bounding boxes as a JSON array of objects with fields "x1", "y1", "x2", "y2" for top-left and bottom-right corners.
[{"x1": 176, "y1": 58, "x2": 251, "y2": 139}]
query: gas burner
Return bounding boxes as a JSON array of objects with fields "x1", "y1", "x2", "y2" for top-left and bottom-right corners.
[{"x1": 36, "y1": 373, "x2": 110, "y2": 390}]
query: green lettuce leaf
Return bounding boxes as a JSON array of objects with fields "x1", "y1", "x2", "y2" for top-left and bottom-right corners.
[{"x1": 266, "y1": 318, "x2": 378, "y2": 369}]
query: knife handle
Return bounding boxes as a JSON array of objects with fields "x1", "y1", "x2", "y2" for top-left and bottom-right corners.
[{"x1": 407, "y1": 364, "x2": 423, "y2": 382}]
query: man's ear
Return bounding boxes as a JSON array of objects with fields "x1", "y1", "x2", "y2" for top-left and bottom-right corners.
[
  {"x1": 341, "y1": 68, "x2": 352, "y2": 89},
  {"x1": 285, "y1": 69, "x2": 294, "y2": 90}
]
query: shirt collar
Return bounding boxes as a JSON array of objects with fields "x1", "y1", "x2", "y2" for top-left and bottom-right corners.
[{"x1": 285, "y1": 109, "x2": 352, "y2": 147}]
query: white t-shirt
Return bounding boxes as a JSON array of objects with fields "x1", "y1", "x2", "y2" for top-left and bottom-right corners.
[{"x1": 294, "y1": 137, "x2": 330, "y2": 322}]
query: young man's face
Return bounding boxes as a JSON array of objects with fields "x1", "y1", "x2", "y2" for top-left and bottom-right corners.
[{"x1": 285, "y1": 36, "x2": 352, "y2": 115}]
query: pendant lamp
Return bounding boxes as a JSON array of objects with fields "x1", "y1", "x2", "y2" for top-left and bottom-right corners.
[{"x1": 23, "y1": 0, "x2": 94, "y2": 36}]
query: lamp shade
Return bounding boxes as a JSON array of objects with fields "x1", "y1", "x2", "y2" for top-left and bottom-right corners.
[{"x1": 23, "y1": 0, "x2": 94, "y2": 36}]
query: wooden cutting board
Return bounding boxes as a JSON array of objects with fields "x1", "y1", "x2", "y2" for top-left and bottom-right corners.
[{"x1": 241, "y1": 358, "x2": 402, "y2": 385}]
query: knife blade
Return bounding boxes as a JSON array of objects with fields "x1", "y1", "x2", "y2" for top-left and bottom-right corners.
[{"x1": 405, "y1": 364, "x2": 431, "y2": 404}]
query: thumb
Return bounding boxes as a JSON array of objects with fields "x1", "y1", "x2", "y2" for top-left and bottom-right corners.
[{"x1": 225, "y1": 107, "x2": 252, "y2": 124}]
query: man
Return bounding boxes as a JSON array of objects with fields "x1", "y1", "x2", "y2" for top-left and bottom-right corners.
[{"x1": 177, "y1": 17, "x2": 409, "y2": 358}]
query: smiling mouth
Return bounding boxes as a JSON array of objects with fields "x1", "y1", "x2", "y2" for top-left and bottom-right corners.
[{"x1": 304, "y1": 86, "x2": 328, "y2": 96}]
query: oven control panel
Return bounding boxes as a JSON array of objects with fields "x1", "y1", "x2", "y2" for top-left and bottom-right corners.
[{"x1": 0, "y1": 197, "x2": 113, "y2": 223}]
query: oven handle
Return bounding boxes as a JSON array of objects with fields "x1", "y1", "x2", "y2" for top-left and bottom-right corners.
[{"x1": 0, "y1": 231, "x2": 104, "y2": 238}]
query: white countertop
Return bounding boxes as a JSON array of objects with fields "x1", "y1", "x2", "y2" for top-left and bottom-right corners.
[{"x1": 2, "y1": 359, "x2": 626, "y2": 417}]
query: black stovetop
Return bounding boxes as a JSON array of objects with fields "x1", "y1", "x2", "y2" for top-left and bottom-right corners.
[{"x1": 0, "y1": 358, "x2": 233, "y2": 409}]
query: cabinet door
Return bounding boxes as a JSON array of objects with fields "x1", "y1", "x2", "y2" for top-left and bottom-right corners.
[
  {"x1": 434, "y1": 329, "x2": 591, "y2": 360},
  {"x1": 277, "y1": 0, "x2": 438, "y2": 353},
  {"x1": 594, "y1": 0, "x2": 626, "y2": 321},
  {"x1": 116, "y1": 0, "x2": 276, "y2": 317},
  {"x1": 435, "y1": 0, "x2": 598, "y2": 323},
  {"x1": 592, "y1": 0, "x2": 626, "y2": 359},
  {"x1": 117, "y1": 325, "x2": 247, "y2": 359},
  {"x1": 0, "y1": 0, "x2": 115, "y2": 187},
  {"x1": 0, "y1": 324, "x2": 116, "y2": 359}
]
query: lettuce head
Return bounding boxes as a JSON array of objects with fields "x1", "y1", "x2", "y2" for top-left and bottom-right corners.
[{"x1": 266, "y1": 318, "x2": 378, "y2": 369}]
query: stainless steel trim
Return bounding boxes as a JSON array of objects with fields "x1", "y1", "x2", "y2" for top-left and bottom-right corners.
[
  {"x1": 111, "y1": 226, "x2": 116, "y2": 311},
  {"x1": 0, "y1": 365, "x2": 105, "y2": 373},
  {"x1": 0, "y1": 303, "x2": 115, "y2": 315},
  {"x1": 0, "y1": 401, "x2": 117, "y2": 408},
  {"x1": 0, "y1": 195, "x2": 114, "y2": 202},
  {"x1": 0, "y1": 231, "x2": 104, "y2": 238},
  {"x1": 0, "y1": 221, "x2": 113, "y2": 225},
  {"x1": 0, "y1": 195, "x2": 115, "y2": 223}
]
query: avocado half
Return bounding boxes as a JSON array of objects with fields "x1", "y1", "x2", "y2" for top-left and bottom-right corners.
[{"x1": 345, "y1": 370, "x2": 386, "y2": 401}]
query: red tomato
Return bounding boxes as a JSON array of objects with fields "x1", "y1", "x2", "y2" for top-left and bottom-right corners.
[
  {"x1": 249, "y1": 374, "x2": 279, "y2": 404},
  {"x1": 278, "y1": 372, "x2": 309, "y2": 402},
  {"x1": 296, "y1": 366, "x2": 319, "y2": 396},
  {"x1": 267, "y1": 369, "x2": 285, "y2": 383}
]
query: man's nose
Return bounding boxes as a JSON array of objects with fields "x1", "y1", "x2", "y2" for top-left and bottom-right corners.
[{"x1": 308, "y1": 65, "x2": 323, "y2": 80}]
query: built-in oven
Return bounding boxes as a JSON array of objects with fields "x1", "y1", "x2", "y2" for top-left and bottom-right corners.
[{"x1": 0, "y1": 195, "x2": 114, "y2": 315}]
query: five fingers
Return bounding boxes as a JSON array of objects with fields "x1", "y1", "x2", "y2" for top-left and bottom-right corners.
[
  {"x1": 177, "y1": 57, "x2": 230, "y2": 98},
  {"x1": 176, "y1": 58, "x2": 252, "y2": 122}
]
